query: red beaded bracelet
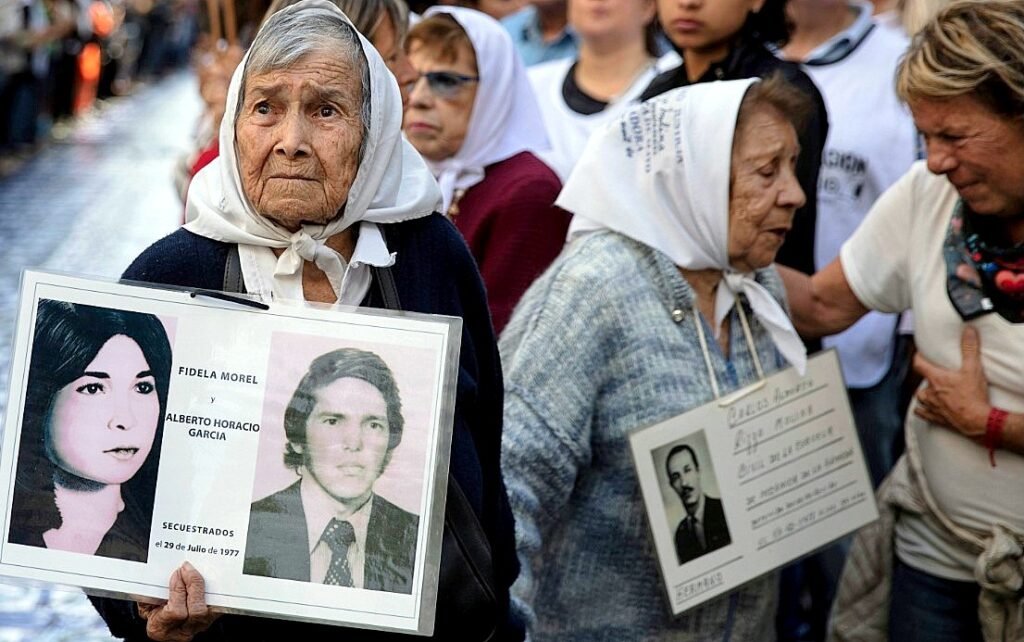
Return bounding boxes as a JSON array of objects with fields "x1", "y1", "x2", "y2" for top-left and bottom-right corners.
[{"x1": 985, "y1": 407, "x2": 1009, "y2": 468}]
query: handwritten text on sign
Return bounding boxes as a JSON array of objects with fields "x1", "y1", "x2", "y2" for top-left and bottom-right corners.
[{"x1": 630, "y1": 350, "x2": 877, "y2": 616}]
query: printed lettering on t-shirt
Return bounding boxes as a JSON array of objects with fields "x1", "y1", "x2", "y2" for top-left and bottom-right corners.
[{"x1": 818, "y1": 149, "x2": 870, "y2": 205}]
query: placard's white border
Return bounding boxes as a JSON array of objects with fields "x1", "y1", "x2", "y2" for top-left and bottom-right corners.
[
  {"x1": 629, "y1": 351, "x2": 878, "y2": 617},
  {"x1": 0, "y1": 270, "x2": 462, "y2": 635}
]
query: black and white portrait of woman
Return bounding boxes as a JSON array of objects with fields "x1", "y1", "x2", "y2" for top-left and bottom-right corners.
[{"x1": 7, "y1": 299, "x2": 172, "y2": 563}]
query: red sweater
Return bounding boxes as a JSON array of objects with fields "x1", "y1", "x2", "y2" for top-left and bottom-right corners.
[{"x1": 453, "y1": 151, "x2": 570, "y2": 334}]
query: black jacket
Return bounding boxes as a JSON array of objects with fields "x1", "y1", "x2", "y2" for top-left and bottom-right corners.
[
  {"x1": 641, "y1": 42, "x2": 830, "y2": 278},
  {"x1": 242, "y1": 483, "x2": 418, "y2": 594},
  {"x1": 674, "y1": 496, "x2": 731, "y2": 565}
]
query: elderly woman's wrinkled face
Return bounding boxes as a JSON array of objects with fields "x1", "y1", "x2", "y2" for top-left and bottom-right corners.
[
  {"x1": 236, "y1": 52, "x2": 364, "y2": 231},
  {"x1": 911, "y1": 95, "x2": 1024, "y2": 219},
  {"x1": 403, "y1": 41, "x2": 478, "y2": 162},
  {"x1": 727, "y1": 106, "x2": 804, "y2": 272}
]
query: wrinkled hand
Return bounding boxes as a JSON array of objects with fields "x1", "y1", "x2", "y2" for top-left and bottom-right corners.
[
  {"x1": 137, "y1": 562, "x2": 219, "y2": 642},
  {"x1": 913, "y1": 326, "x2": 990, "y2": 439}
]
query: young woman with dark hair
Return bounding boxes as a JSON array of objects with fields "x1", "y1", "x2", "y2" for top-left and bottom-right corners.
[
  {"x1": 641, "y1": 0, "x2": 828, "y2": 280},
  {"x1": 8, "y1": 300, "x2": 171, "y2": 562}
]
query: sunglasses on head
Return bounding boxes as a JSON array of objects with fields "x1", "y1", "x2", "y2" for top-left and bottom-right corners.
[{"x1": 406, "y1": 71, "x2": 480, "y2": 98}]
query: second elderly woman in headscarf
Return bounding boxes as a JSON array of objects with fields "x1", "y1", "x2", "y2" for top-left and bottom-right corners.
[
  {"x1": 500, "y1": 75, "x2": 811, "y2": 639},
  {"x1": 89, "y1": 1, "x2": 523, "y2": 640},
  {"x1": 402, "y1": 6, "x2": 571, "y2": 334}
]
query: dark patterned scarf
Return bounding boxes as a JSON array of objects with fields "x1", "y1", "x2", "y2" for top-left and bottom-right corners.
[{"x1": 944, "y1": 201, "x2": 1024, "y2": 323}]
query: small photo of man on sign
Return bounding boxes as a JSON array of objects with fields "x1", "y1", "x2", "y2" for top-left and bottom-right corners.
[{"x1": 653, "y1": 431, "x2": 732, "y2": 566}]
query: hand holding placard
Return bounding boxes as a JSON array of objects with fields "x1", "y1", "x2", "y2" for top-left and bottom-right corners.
[{"x1": 139, "y1": 562, "x2": 220, "y2": 642}]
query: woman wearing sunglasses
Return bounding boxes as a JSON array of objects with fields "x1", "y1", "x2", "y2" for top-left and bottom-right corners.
[{"x1": 403, "y1": 7, "x2": 571, "y2": 334}]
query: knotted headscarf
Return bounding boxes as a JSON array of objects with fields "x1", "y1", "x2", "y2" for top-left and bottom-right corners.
[
  {"x1": 561, "y1": 80, "x2": 807, "y2": 373},
  {"x1": 420, "y1": 6, "x2": 549, "y2": 214},
  {"x1": 184, "y1": 0, "x2": 441, "y2": 302}
]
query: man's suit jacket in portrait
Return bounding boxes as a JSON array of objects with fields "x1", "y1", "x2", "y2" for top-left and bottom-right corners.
[
  {"x1": 674, "y1": 495, "x2": 730, "y2": 566},
  {"x1": 243, "y1": 481, "x2": 419, "y2": 594}
]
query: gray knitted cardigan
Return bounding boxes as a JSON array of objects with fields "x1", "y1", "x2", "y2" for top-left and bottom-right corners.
[{"x1": 500, "y1": 231, "x2": 789, "y2": 641}]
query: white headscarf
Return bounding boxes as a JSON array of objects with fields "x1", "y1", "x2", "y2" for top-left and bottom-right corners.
[
  {"x1": 184, "y1": 0, "x2": 441, "y2": 302},
  {"x1": 420, "y1": 6, "x2": 549, "y2": 214},
  {"x1": 561, "y1": 80, "x2": 807, "y2": 374}
]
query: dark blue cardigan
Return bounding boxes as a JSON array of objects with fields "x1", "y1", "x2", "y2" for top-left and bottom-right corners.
[{"x1": 92, "y1": 214, "x2": 523, "y2": 641}]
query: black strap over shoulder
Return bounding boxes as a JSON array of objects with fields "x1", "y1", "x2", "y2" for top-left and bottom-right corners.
[
  {"x1": 372, "y1": 264, "x2": 402, "y2": 311},
  {"x1": 223, "y1": 246, "x2": 244, "y2": 294},
  {"x1": 371, "y1": 227, "x2": 402, "y2": 311}
]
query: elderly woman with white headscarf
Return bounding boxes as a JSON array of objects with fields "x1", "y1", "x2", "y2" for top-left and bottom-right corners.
[
  {"x1": 402, "y1": 6, "x2": 571, "y2": 334},
  {"x1": 89, "y1": 2, "x2": 524, "y2": 640},
  {"x1": 500, "y1": 75, "x2": 811, "y2": 640}
]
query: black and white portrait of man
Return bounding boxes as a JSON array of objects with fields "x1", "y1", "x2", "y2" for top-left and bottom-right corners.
[
  {"x1": 662, "y1": 437, "x2": 731, "y2": 566},
  {"x1": 243, "y1": 348, "x2": 418, "y2": 593}
]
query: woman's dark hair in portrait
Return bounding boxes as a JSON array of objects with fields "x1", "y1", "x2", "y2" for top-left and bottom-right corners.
[
  {"x1": 282, "y1": 347, "x2": 405, "y2": 471},
  {"x1": 8, "y1": 300, "x2": 172, "y2": 562}
]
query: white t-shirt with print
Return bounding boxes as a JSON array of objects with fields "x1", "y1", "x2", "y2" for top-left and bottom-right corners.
[
  {"x1": 804, "y1": 21, "x2": 917, "y2": 387},
  {"x1": 840, "y1": 161, "x2": 1024, "y2": 580},
  {"x1": 527, "y1": 51, "x2": 679, "y2": 182}
]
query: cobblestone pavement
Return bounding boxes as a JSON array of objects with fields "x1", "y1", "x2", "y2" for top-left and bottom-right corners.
[{"x1": 0, "y1": 71, "x2": 202, "y2": 641}]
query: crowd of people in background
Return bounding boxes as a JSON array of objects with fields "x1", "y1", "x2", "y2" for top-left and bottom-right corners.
[
  {"x1": 7, "y1": 0, "x2": 1023, "y2": 640},
  {"x1": 0, "y1": 0, "x2": 199, "y2": 164}
]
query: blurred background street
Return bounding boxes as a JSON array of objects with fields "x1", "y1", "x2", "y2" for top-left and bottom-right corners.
[{"x1": 0, "y1": 69, "x2": 201, "y2": 641}]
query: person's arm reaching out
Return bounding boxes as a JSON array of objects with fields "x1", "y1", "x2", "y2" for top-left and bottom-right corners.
[{"x1": 778, "y1": 258, "x2": 871, "y2": 339}]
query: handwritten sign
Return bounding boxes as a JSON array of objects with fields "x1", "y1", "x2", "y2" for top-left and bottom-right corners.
[{"x1": 629, "y1": 350, "x2": 877, "y2": 616}]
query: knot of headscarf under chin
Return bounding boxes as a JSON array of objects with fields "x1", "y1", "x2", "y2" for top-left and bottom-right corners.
[
  {"x1": 718, "y1": 272, "x2": 807, "y2": 375},
  {"x1": 275, "y1": 231, "x2": 347, "y2": 293},
  {"x1": 432, "y1": 161, "x2": 484, "y2": 214}
]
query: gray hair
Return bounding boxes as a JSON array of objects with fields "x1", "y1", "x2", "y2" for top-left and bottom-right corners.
[
  {"x1": 239, "y1": 8, "x2": 372, "y2": 163},
  {"x1": 263, "y1": 0, "x2": 411, "y2": 45}
]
